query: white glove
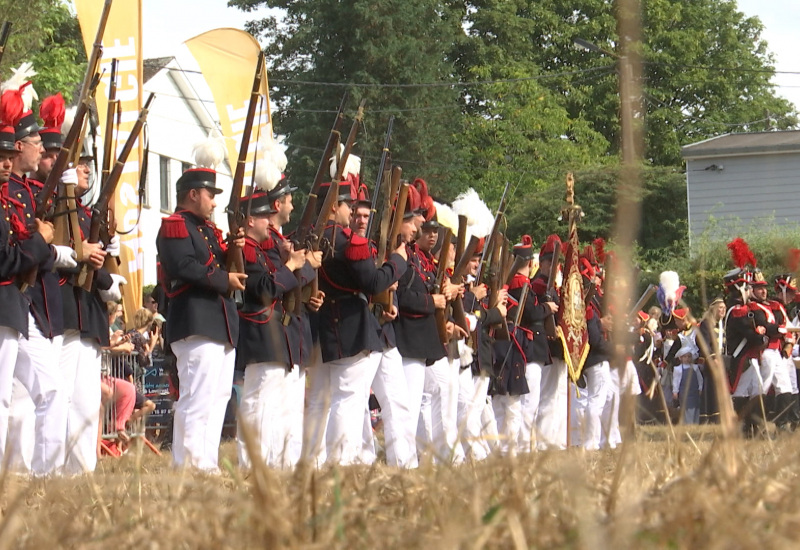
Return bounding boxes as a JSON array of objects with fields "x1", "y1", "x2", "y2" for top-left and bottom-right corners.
[
  {"x1": 105, "y1": 234, "x2": 120, "y2": 257},
  {"x1": 60, "y1": 168, "x2": 78, "y2": 185},
  {"x1": 52, "y1": 245, "x2": 78, "y2": 269},
  {"x1": 99, "y1": 274, "x2": 127, "y2": 303}
]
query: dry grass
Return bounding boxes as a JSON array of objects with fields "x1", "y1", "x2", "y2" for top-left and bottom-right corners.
[{"x1": 2, "y1": 426, "x2": 800, "y2": 549}]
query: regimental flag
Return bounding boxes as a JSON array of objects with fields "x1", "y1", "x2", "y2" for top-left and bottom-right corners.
[
  {"x1": 557, "y1": 174, "x2": 589, "y2": 383},
  {"x1": 74, "y1": 0, "x2": 144, "y2": 322},
  {"x1": 183, "y1": 29, "x2": 271, "y2": 185}
]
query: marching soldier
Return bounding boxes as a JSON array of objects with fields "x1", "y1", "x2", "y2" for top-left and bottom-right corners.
[
  {"x1": 771, "y1": 274, "x2": 800, "y2": 430},
  {"x1": 234, "y1": 188, "x2": 307, "y2": 469},
  {"x1": 314, "y1": 178, "x2": 407, "y2": 465},
  {"x1": 0, "y1": 90, "x2": 56, "y2": 470},
  {"x1": 3, "y1": 67, "x2": 77, "y2": 475},
  {"x1": 156, "y1": 153, "x2": 247, "y2": 471}
]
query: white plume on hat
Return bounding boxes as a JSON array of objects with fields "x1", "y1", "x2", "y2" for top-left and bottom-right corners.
[
  {"x1": 434, "y1": 201, "x2": 458, "y2": 233},
  {"x1": 329, "y1": 142, "x2": 360, "y2": 180},
  {"x1": 1, "y1": 62, "x2": 38, "y2": 111},
  {"x1": 61, "y1": 106, "x2": 94, "y2": 152},
  {"x1": 254, "y1": 128, "x2": 286, "y2": 192},
  {"x1": 192, "y1": 133, "x2": 227, "y2": 170},
  {"x1": 452, "y1": 188, "x2": 493, "y2": 239}
]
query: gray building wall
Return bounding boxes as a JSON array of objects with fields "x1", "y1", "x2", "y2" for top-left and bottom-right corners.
[{"x1": 686, "y1": 152, "x2": 800, "y2": 240}]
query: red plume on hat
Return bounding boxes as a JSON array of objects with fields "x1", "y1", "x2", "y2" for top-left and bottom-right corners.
[
  {"x1": 39, "y1": 93, "x2": 65, "y2": 129},
  {"x1": 539, "y1": 234, "x2": 561, "y2": 257},
  {"x1": 405, "y1": 183, "x2": 422, "y2": 214},
  {"x1": 727, "y1": 237, "x2": 756, "y2": 268},
  {"x1": 0, "y1": 89, "x2": 24, "y2": 128},
  {"x1": 592, "y1": 238, "x2": 606, "y2": 265},
  {"x1": 412, "y1": 178, "x2": 435, "y2": 222}
]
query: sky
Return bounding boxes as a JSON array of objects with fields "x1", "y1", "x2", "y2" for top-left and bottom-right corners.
[{"x1": 140, "y1": 0, "x2": 800, "y2": 110}]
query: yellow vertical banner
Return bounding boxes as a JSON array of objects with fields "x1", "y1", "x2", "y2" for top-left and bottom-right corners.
[
  {"x1": 184, "y1": 29, "x2": 270, "y2": 182},
  {"x1": 74, "y1": 0, "x2": 144, "y2": 320}
]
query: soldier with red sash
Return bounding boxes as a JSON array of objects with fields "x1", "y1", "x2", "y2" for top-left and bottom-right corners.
[
  {"x1": 156, "y1": 159, "x2": 247, "y2": 471},
  {"x1": 0, "y1": 89, "x2": 56, "y2": 471}
]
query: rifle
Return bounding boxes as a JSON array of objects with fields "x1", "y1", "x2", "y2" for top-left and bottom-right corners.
[
  {"x1": 305, "y1": 99, "x2": 366, "y2": 302},
  {"x1": 433, "y1": 227, "x2": 453, "y2": 345},
  {"x1": 376, "y1": 165, "x2": 402, "y2": 266},
  {"x1": 372, "y1": 178, "x2": 408, "y2": 310},
  {"x1": 449, "y1": 215, "x2": 470, "y2": 333},
  {"x1": 225, "y1": 51, "x2": 266, "y2": 285},
  {"x1": 365, "y1": 115, "x2": 394, "y2": 242},
  {"x1": 475, "y1": 181, "x2": 511, "y2": 284},
  {"x1": 488, "y1": 230, "x2": 510, "y2": 341},
  {"x1": 102, "y1": 59, "x2": 119, "y2": 182},
  {"x1": 293, "y1": 91, "x2": 349, "y2": 251},
  {"x1": 543, "y1": 240, "x2": 562, "y2": 339},
  {"x1": 0, "y1": 22, "x2": 11, "y2": 68},
  {"x1": 629, "y1": 284, "x2": 656, "y2": 319},
  {"x1": 79, "y1": 93, "x2": 154, "y2": 291}
]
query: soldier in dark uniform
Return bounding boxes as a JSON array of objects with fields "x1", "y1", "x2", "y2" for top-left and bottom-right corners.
[
  {"x1": 771, "y1": 274, "x2": 800, "y2": 430},
  {"x1": 313, "y1": 179, "x2": 407, "y2": 465},
  {"x1": 530, "y1": 234, "x2": 567, "y2": 449},
  {"x1": 3, "y1": 72, "x2": 79, "y2": 475},
  {"x1": 156, "y1": 165, "x2": 247, "y2": 471},
  {"x1": 0, "y1": 91, "x2": 56, "y2": 470},
  {"x1": 234, "y1": 189, "x2": 309, "y2": 469}
]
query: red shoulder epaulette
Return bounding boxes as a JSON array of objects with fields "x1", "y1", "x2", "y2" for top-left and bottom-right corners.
[
  {"x1": 730, "y1": 304, "x2": 749, "y2": 318},
  {"x1": 260, "y1": 236, "x2": 275, "y2": 250},
  {"x1": 161, "y1": 214, "x2": 189, "y2": 239},
  {"x1": 345, "y1": 233, "x2": 371, "y2": 261},
  {"x1": 508, "y1": 273, "x2": 528, "y2": 291},
  {"x1": 243, "y1": 240, "x2": 258, "y2": 264},
  {"x1": 530, "y1": 277, "x2": 548, "y2": 295}
]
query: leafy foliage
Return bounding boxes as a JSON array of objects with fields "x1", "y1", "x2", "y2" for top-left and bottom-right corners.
[{"x1": 0, "y1": 0, "x2": 86, "y2": 102}]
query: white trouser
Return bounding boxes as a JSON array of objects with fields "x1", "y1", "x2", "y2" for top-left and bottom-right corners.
[
  {"x1": 0, "y1": 326, "x2": 20, "y2": 469},
  {"x1": 170, "y1": 336, "x2": 235, "y2": 472},
  {"x1": 733, "y1": 352, "x2": 778, "y2": 398},
  {"x1": 457, "y1": 369, "x2": 492, "y2": 461},
  {"x1": 15, "y1": 314, "x2": 66, "y2": 475},
  {"x1": 5, "y1": 378, "x2": 35, "y2": 473},
  {"x1": 518, "y1": 362, "x2": 543, "y2": 453},
  {"x1": 773, "y1": 354, "x2": 796, "y2": 394},
  {"x1": 579, "y1": 361, "x2": 610, "y2": 451},
  {"x1": 536, "y1": 359, "x2": 568, "y2": 450},
  {"x1": 423, "y1": 357, "x2": 464, "y2": 464},
  {"x1": 371, "y1": 347, "x2": 417, "y2": 468},
  {"x1": 62, "y1": 331, "x2": 102, "y2": 474},
  {"x1": 359, "y1": 352, "x2": 383, "y2": 465},
  {"x1": 601, "y1": 367, "x2": 622, "y2": 448},
  {"x1": 403, "y1": 357, "x2": 427, "y2": 455},
  {"x1": 284, "y1": 365, "x2": 305, "y2": 466},
  {"x1": 237, "y1": 362, "x2": 302, "y2": 470},
  {"x1": 302, "y1": 345, "x2": 329, "y2": 466},
  {"x1": 492, "y1": 394, "x2": 522, "y2": 455},
  {"x1": 325, "y1": 351, "x2": 380, "y2": 466},
  {"x1": 568, "y1": 382, "x2": 588, "y2": 447}
]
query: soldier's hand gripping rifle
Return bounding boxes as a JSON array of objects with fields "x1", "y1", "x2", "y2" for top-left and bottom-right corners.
[
  {"x1": 543, "y1": 240, "x2": 562, "y2": 339},
  {"x1": 433, "y1": 227, "x2": 453, "y2": 345},
  {"x1": 0, "y1": 22, "x2": 12, "y2": 69},
  {"x1": 80, "y1": 93, "x2": 154, "y2": 291},
  {"x1": 225, "y1": 52, "x2": 265, "y2": 298}
]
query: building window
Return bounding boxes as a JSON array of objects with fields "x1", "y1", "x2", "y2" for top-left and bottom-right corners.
[{"x1": 159, "y1": 156, "x2": 171, "y2": 212}]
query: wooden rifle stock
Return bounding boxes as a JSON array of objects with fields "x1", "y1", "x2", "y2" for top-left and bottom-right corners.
[
  {"x1": 434, "y1": 228, "x2": 453, "y2": 345},
  {"x1": 475, "y1": 181, "x2": 511, "y2": 284},
  {"x1": 448, "y1": 216, "x2": 469, "y2": 333},
  {"x1": 80, "y1": 93, "x2": 154, "y2": 291},
  {"x1": 225, "y1": 52, "x2": 265, "y2": 284},
  {"x1": 543, "y1": 241, "x2": 562, "y2": 338},
  {"x1": 372, "y1": 180, "x2": 407, "y2": 309},
  {"x1": 489, "y1": 231, "x2": 510, "y2": 341},
  {"x1": 101, "y1": 59, "x2": 119, "y2": 181},
  {"x1": 376, "y1": 166, "x2": 402, "y2": 265}
]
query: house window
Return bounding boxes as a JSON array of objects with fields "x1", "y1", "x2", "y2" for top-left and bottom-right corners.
[{"x1": 159, "y1": 156, "x2": 171, "y2": 212}]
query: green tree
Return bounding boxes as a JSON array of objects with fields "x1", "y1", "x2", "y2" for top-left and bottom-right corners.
[
  {"x1": 230, "y1": 0, "x2": 467, "y2": 199},
  {"x1": 1, "y1": 0, "x2": 86, "y2": 102},
  {"x1": 466, "y1": 0, "x2": 797, "y2": 166}
]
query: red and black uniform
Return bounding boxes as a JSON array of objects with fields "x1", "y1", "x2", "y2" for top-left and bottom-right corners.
[
  {"x1": 395, "y1": 244, "x2": 445, "y2": 364},
  {"x1": 236, "y1": 234, "x2": 299, "y2": 370},
  {"x1": 6, "y1": 173, "x2": 62, "y2": 339},
  {"x1": 0, "y1": 188, "x2": 52, "y2": 338},
  {"x1": 528, "y1": 272, "x2": 561, "y2": 365},
  {"x1": 462, "y1": 286, "x2": 503, "y2": 376},
  {"x1": 156, "y1": 209, "x2": 239, "y2": 347},
  {"x1": 491, "y1": 273, "x2": 536, "y2": 396},
  {"x1": 58, "y1": 198, "x2": 114, "y2": 346},
  {"x1": 317, "y1": 222, "x2": 405, "y2": 363},
  {"x1": 725, "y1": 299, "x2": 766, "y2": 392},
  {"x1": 585, "y1": 299, "x2": 610, "y2": 369}
]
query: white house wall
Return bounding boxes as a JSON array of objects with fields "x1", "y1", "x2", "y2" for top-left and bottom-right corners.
[
  {"x1": 138, "y1": 62, "x2": 233, "y2": 286},
  {"x1": 687, "y1": 153, "x2": 800, "y2": 240}
]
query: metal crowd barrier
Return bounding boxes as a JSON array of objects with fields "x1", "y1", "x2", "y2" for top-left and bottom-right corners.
[{"x1": 100, "y1": 349, "x2": 144, "y2": 443}]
